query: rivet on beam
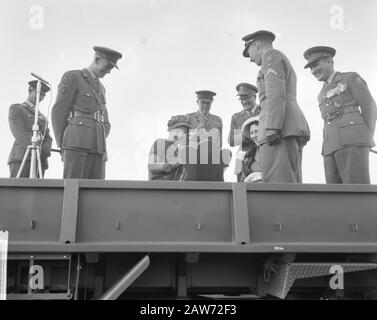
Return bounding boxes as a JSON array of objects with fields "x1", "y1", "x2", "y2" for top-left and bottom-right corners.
[{"x1": 29, "y1": 220, "x2": 35, "y2": 230}]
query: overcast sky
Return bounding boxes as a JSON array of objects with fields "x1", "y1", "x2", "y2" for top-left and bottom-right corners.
[{"x1": 1, "y1": 0, "x2": 376, "y2": 183}]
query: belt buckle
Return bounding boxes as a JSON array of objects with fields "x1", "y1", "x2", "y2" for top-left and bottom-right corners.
[
  {"x1": 325, "y1": 113, "x2": 334, "y2": 122},
  {"x1": 326, "y1": 110, "x2": 342, "y2": 123},
  {"x1": 94, "y1": 112, "x2": 104, "y2": 123}
]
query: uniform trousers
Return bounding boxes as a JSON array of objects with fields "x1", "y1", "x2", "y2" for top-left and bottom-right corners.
[
  {"x1": 323, "y1": 146, "x2": 370, "y2": 184},
  {"x1": 259, "y1": 136, "x2": 303, "y2": 183},
  {"x1": 9, "y1": 161, "x2": 46, "y2": 178},
  {"x1": 63, "y1": 149, "x2": 105, "y2": 179}
]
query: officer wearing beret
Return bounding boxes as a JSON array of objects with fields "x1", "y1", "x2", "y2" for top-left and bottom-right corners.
[
  {"x1": 303, "y1": 46, "x2": 377, "y2": 184},
  {"x1": 228, "y1": 83, "x2": 261, "y2": 181},
  {"x1": 242, "y1": 30, "x2": 310, "y2": 183},
  {"x1": 186, "y1": 90, "x2": 223, "y2": 148},
  {"x1": 52, "y1": 46, "x2": 122, "y2": 179},
  {"x1": 148, "y1": 115, "x2": 192, "y2": 180},
  {"x1": 8, "y1": 80, "x2": 52, "y2": 177}
]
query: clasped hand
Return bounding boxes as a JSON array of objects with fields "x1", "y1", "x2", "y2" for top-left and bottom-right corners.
[{"x1": 266, "y1": 129, "x2": 282, "y2": 145}]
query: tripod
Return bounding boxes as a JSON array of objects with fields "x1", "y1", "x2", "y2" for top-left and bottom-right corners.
[{"x1": 16, "y1": 79, "x2": 45, "y2": 178}]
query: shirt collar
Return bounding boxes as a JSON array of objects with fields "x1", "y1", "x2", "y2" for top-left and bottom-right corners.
[
  {"x1": 326, "y1": 71, "x2": 338, "y2": 84},
  {"x1": 197, "y1": 110, "x2": 209, "y2": 116},
  {"x1": 243, "y1": 104, "x2": 258, "y2": 115},
  {"x1": 24, "y1": 100, "x2": 34, "y2": 108},
  {"x1": 86, "y1": 68, "x2": 98, "y2": 81}
]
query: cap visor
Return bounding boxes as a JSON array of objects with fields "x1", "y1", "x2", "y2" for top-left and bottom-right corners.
[
  {"x1": 237, "y1": 92, "x2": 256, "y2": 97},
  {"x1": 169, "y1": 122, "x2": 193, "y2": 129},
  {"x1": 304, "y1": 57, "x2": 322, "y2": 69},
  {"x1": 107, "y1": 60, "x2": 119, "y2": 69},
  {"x1": 243, "y1": 46, "x2": 250, "y2": 58}
]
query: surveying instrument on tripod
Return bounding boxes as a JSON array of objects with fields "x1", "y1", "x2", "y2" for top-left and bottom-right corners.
[{"x1": 16, "y1": 73, "x2": 51, "y2": 179}]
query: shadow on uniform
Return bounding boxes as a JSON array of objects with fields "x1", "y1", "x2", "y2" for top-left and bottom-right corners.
[{"x1": 178, "y1": 140, "x2": 232, "y2": 181}]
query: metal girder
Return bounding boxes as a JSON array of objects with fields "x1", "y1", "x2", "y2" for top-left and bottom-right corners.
[
  {"x1": 1, "y1": 179, "x2": 377, "y2": 253},
  {"x1": 60, "y1": 179, "x2": 79, "y2": 244},
  {"x1": 7, "y1": 242, "x2": 377, "y2": 254},
  {"x1": 100, "y1": 255, "x2": 150, "y2": 300},
  {"x1": 6, "y1": 293, "x2": 72, "y2": 300},
  {"x1": 232, "y1": 183, "x2": 250, "y2": 244},
  {"x1": 262, "y1": 262, "x2": 377, "y2": 299}
]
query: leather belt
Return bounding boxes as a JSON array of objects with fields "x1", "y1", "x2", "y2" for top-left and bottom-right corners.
[
  {"x1": 71, "y1": 110, "x2": 104, "y2": 123},
  {"x1": 323, "y1": 106, "x2": 359, "y2": 123}
]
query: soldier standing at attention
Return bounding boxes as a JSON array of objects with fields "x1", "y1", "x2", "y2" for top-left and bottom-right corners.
[
  {"x1": 303, "y1": 46, "x2": 377, "y2": 184},
  {"x1": 186, "y1": 90, "x2": 223, "y2": 148},
  {"x1": 242, "y1": 30, "x2": 310, "y2": 183},
  {"x1": 228, "y1": 83, "x2": 260, "y2": 181},
  {"x1": 52, "y1": 46, "x2": 122, "y2": 179},
  {"x1": 8, "y1": 80, "x2": 52, "y2": 178}
]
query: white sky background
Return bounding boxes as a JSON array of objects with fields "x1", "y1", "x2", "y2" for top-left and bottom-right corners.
[{"x1": 0, "y1": 0, "x2": 376, "y2": 183}]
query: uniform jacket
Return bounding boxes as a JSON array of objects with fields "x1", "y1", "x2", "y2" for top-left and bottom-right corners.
[
  {"x1": 187, "y1": 111, "x2": 223, "y2": 133},
  {"x1": 256, "y1": 49, "x2": 310, "y2": 145},
  {"x1": 51, "y1": 69, "x2": 110, "y2": 155},
  {"x1": 8, "y1": 102, "x2": 52, "y2": 169},
  {"x1": 318, "y1": 71, "x2": 377, "y2": 156},
  {"x1": 186, "y1": 111, "x2": 223, "y2": 146},
  {"x1": 228, "y1": 106, "x2": 261, "y2": 147}
]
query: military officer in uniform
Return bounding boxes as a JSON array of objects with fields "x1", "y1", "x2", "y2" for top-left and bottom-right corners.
[
  {"x1": 8, "y1": 80, "x2": 52, "y2": 178},
  {"x1": 186, "y1": 90, "x2": 223, "y2": 148},
  {"x1": 228, "y1": 83, "x2": 261, "y2": 181},
  {"x1": 303, "y1": 46, "x2": 377, "y2": 184},
  {"x1": 228, "y1": 83, "x2": 260, "y2": 147},
  {"x1": 242, "y1": 30, "x2": 310, "y2": 183},
  {"x1": 52, "y1": 46, "x2": 122, "y2": 179},
  {"x1": 148, "y1": 115, "x2": 193, "y2": 180}
]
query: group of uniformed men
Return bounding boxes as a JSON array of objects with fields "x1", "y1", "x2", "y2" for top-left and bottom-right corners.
[{"x1": 8, "y1": 30, "x2": 377, "y2": 184}]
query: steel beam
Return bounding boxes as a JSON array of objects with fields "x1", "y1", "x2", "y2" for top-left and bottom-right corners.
[
  {"x1": 2, "y1": 179, "x2": 377, "y2": 253},
  {"x1": 6, "y1": 293, "x2": 71, "y2": 300},
  {"x1": 60, "y1": 179, "x2": 79, "y2": 244},
  {"x1": 232, "y1": 183, "x2": 250, "y2": 244},
  {"x1": 99, "y1": 255, "x2": 150, "y2": 300},
  {"x1": 8, "y1": 242, "x2": 377, "y2": 253},
  {"x1": 261, "y1": 262, "x2": 377, "y2": 299}
]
